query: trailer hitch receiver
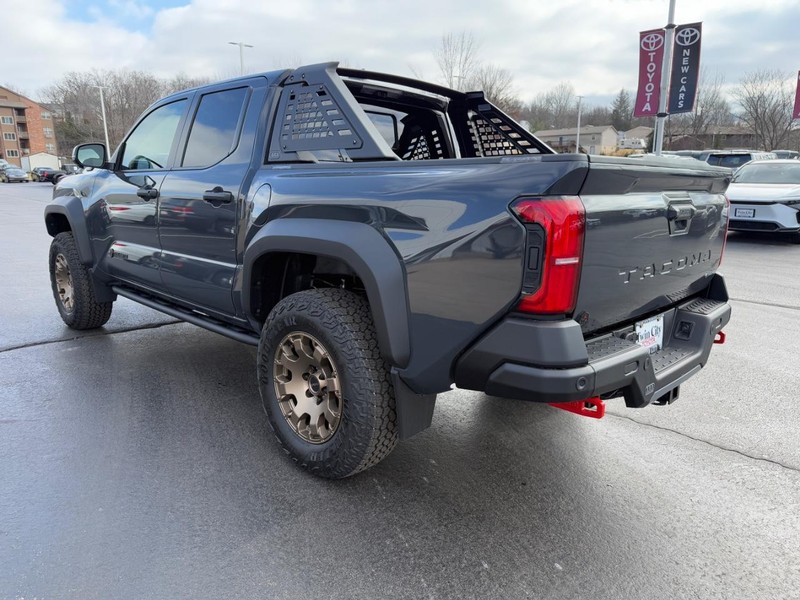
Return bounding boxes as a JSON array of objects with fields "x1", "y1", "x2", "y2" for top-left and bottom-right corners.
[{"x1": 548, "y1": 397, "x2": 605, "y2": 419}]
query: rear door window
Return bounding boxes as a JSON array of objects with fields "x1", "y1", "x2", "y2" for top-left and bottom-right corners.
[{"x1": 182, "y1": 87, "x2": 249, "y2": 168}]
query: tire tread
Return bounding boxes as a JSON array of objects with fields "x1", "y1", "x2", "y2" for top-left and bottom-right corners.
[
  {"x1": 49, "y1": 232, "x2": 113, "y2": 329},
  {"x1": 258, "y1": 288, "x2": 398, "y2": 478}
]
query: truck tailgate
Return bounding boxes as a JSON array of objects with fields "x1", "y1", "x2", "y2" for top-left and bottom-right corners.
[{"x1": 574, "y1": 156, "x2": 729, "y2": 335}]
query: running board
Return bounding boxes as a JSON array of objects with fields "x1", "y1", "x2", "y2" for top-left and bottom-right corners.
[{"x1": 112, "y1": 286, "x2": 260, "y2": 346}]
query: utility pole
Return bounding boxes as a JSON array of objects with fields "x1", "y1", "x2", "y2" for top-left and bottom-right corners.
[
  {"x1": 575, "y1": 95, "x2": 583, "y2": 154},
  {"x1": 653, "y1": 0, "x2": 676, "y2": 155},
  {"x1": 93, "y1": 85, "x2": 111, "y2": 154},
  {"x1": 228, "y1": 41, "x2": 254, "y2": 76}
]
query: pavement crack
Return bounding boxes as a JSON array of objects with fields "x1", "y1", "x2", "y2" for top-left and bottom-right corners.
[
  {"x1": 608, "y1": 413, "x2": 800, "y2": 473},
  {"x1": 0, "y1": 319, "x2": 183, "y2": 354},
  {"x1": 730, "y1": 296, "x2": 800, "y2": 312}
]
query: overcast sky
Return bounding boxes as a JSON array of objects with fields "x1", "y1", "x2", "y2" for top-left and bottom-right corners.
[{"x1": 4, "y1": 0, "x2": 799, "y2": 108}]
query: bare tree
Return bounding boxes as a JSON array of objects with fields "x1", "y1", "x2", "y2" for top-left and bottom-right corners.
[
  {"x1": 733, "y1": 69, "x2": 795, "y2": 150},
  {"x1": 520, "y1": 82, "x2": 576, "y2": 131},
  {"x1": 102, "y1": 70, "x2": 165, "y2": 147},
  {"x1": 162, "y1": 74, "x2": 211, "y2": 96},
  {"x1": 584, "y1": 105, "x2": 612, "y2": 127},
  {"x1": 435, "y1": 31, "x2": 481, "y2": 90},
  {"x1": 41, "y1": 72, "x2": 102, "y2": 153},
  {"x1": 468, "y1": 64, "x2": 517, "y2": 112},
  {"x1": 669, "y1": 70, "x2": 734, "y2": 140},
  {"x1": 693, "y1": 72, "x2": 735, "y2": 134},
  {"x1": 42, "y1": 70, "x2": 213, "y2": 154},
  {"x1": 431, "y1": 31, "x2": 523, "y2": 117}
]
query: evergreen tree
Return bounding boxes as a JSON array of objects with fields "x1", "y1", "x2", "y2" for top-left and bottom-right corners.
[{"x1": 611, "y1": 89, "x2": 633, "y2": 132}]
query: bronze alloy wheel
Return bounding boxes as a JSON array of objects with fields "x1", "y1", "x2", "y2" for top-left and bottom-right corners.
[
  {"x1": 258, "y1": 288, "x2": 398, "y2": 477},
  {"x1": 273, "y1": 332, "x2": 342, "y2": 444},
  {"x1": 54, "y1": 253, "x2": 74, "y2": 312}
]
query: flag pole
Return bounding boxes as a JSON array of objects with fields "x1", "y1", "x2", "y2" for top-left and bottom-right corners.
[{"x1": 653, "y1": 0, "x2": 676, "y2": 155}]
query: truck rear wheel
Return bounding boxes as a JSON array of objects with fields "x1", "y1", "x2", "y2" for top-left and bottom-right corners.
[
  {"x1": 257, "y1": 288, "x2": 398, "y2": 478},
  {"x1": 49, "y1": 232, "x2": 113, "y2": 329}
]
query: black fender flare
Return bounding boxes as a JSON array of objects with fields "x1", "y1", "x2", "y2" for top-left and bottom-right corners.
[
  {"x1": 44, "y1": 197, "x2": 93, "y2": 265},
  {"x1": 243, "y1": 218, "x2": 411, "y2": 369}
]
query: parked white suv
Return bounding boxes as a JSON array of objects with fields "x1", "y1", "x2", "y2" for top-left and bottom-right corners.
[{"x1": 726, "y1": 159, "x2": 800, "y2": 241}]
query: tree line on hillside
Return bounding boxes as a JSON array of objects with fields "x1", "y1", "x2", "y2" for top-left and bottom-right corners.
[
  {"x1": 38, "y1": 31, "x2": 799, "y2": 157},
  {"x1": 432, "y1": 32, "x2": 797, "y2": 151}
]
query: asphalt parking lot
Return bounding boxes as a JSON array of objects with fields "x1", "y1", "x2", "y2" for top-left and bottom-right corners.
[{"x1": 1, "y1": 181, "x2": 799, "y2": 599}]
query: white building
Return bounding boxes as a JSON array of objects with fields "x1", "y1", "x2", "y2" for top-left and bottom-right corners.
[{"x1": 533, "y1": 125, "x2": 618, "y2": 154}]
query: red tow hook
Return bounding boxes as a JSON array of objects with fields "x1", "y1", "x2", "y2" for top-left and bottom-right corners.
[
  {"x1": 714, "y1": 331, "x2": 726, "y2": 344},
  {"x1": 548, "y1": 397, "x2": 605, "y2": 419}
]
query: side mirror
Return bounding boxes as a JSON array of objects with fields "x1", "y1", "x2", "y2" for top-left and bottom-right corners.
[{"x1": 73, "y1": 143, "x2": 108, "y2": 169}]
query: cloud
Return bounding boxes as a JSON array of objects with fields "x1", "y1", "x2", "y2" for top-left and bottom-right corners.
[{"x1": 7, "y1": 0, "x2": 800, "y2": 108}]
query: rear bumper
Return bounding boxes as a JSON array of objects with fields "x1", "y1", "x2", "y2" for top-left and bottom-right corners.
[{"x1": 454, "y1": 274, "x2": 731, "y2": 408}]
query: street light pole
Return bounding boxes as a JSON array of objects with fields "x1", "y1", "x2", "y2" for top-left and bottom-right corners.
[
  {"x1": 93, "y1": 85, "x2": 111, "y2": 154},
  {"x1": 228, "y1": 41, "x2": 254, "y2": 75},
  {"x1": 575, "y1": 95, "x2": 583, "y2": 154}
]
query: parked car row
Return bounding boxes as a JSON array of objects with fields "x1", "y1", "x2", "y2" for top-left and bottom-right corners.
[
  {"x1": 0, "y1": 164, "x2": 69, "y2": 184},
  {"x1": 626, "y1": 149, "x2": 800, "y2": 243},
  {"x1": 674, "y1": 149, "x2": 780, "y2": 170},
  {"x1": 630, "y1": 149, "x2": 793, "y2": 170}
]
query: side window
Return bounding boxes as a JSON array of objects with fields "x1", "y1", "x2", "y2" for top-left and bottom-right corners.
[
  {"x1": 120, "y1": 99, "x2": 187, "y2": 170},
  {"x1": 182, "y1": 87, "x2": 248, "y2": 168}
]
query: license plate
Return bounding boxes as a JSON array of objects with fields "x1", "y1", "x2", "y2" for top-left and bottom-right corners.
[
  {"x1": 735, "y1": 208, "x2": 755, "y2": 218},
  {"x1": 635, "y1": 315, "x2": 664, "y2": 354}
]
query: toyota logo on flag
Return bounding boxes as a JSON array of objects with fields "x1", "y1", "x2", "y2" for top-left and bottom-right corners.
[
  {"x1": 675, "y1": 27, "x2": 701, "y2": 46},
  {"x1": 641, "y1": 32, "x2": 665, "y2": 51}
]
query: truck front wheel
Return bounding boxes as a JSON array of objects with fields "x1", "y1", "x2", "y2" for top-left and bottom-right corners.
[
  {"x1": 257, "y1": 288, "x2": 398, "y2": 478},
  {"x1": 48, "y1": 232, "x2": 113, "y2": 329}
]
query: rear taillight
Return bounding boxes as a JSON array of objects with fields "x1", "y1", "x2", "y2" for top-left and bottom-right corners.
[{"x1": 511, "y1": 196, "x2": 585, "y2": 314}]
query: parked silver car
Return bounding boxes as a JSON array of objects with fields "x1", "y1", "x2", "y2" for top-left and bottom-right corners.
[{"x1": 1, "y1": 167, "x2": 30, "y2": 183}]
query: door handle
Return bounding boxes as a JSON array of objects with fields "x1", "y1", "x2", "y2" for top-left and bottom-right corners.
[
  {"x1": 136, "y1": 187, "x2": 159, "y2": 201},
  {"x1": 203, "y1": 187, "x2": 234, "y2": 205}
]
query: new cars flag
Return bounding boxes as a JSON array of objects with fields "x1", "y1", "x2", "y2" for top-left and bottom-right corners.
[{"x1": 668, "y1": 23, "x2": 702, "y2": 114}]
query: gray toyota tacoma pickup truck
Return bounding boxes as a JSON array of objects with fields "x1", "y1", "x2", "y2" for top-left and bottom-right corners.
[{"x1": 45, "y1": 62, "x2": 731, "y2": 478}]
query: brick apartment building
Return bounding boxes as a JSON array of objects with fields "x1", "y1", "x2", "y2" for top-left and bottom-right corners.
[{"x1": 0, "y1": 86, "x2": 58, "y2": 167}]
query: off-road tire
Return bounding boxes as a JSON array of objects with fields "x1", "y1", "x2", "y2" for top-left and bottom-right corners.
[
  {"x1": 257, "y1": 288, "x2": 398, "y2": 479},
  {"x1": 49, "y1": 232, "x2": 113, "y2": 329}
]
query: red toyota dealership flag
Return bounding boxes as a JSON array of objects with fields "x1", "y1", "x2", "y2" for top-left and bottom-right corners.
[
  {"x1": 634, "y1": 29, "x2": 666, "y2": 117},
  {"x1": 793, "y1": 70, "x2": 800, "y2": 120}
]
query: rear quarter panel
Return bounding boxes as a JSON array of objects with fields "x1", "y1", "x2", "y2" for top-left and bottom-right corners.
[{"x1": 254, "y1": 156, "x2": 587, "y2": 391}]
